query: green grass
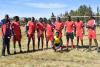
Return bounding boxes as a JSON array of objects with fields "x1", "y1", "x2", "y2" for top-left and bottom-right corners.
[{"x1": 0, "y1": 26, "x2": 100, "y2": 67}]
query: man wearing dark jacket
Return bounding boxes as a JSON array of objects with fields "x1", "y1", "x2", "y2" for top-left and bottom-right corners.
[{"x1": 1, "y1": 15, "x2": 11, "y2": 56}]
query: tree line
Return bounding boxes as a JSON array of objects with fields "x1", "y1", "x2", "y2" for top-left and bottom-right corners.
[
  {"x1": 11, "y1": 5, "x2": 100, "y2": 26},
  {"x1": 60, "y1": 5, "x2": 100, "y2": 25}
]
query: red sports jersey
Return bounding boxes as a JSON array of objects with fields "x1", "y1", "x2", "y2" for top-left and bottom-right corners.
[
  {"x1": 12, "y1": 21, "x2": 21, "y2": 41},
  {"x1": 44, "y1": 23, "x2": 47, "y2": 29},
  {"x1": 55, "y1": 22, "x2": 63, "y2": 31},
  {"x1": 46, "y1": 24, "x2": 53, "y2": 41},
  {"x1": 65, "y1": 21, "x2": 74, "y2": 33},
  {"x1": 27, "y1": 21, "x2": 35, "y2": 35},
  {"x1": 75, "y1": 21, "x2": 84, "y2": 39},
  {"x1": 87, "y1": 19, "x2": 95, "y2": 32},
  {"x1": 46, "y1": 24, "x2": 53, "y2": 36},
  {"x1": 87, "y1": 19, "x2": 96, "y2": 39},
  {"x1": 55, "y1": 21, "x2": 63, "y2": 37},
  {"x1": 75, "y1": 21, "x2": 84, "y2": 34},
  {"x1": 37, "y1": 22, "x2": 44, "y2": 37}
]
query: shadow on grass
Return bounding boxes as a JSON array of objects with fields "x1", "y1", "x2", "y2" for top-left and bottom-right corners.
[
  {"x1": 62, "y1": 45, "x2": 97, "y2": 49},
  {"x1": 9, "y1": 49, "x2": 48, "y2": 56},
  {"x1": 1, "y1": 45, "x2": 100, "y2": 57}
]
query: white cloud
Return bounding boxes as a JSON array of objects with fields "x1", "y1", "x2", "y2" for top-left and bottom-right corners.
[{"x1": 26, "y1": 3, "x2": 67, "y2": 9}]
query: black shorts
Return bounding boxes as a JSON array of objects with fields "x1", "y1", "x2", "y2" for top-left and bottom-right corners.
[
  {"x1": 54, "y1": 43, "x2": 62, "y2": 49},
  {"x1": 55, "y1": 43, "x2": 60, "y2": 46},
  {"x1": 66, "y1": 32, "x2": 74, "y2": 39}
]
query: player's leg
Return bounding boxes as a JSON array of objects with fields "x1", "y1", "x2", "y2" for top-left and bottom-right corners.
[
  {"x1": 38, "y1": 36, "x2": 40, "y2": 50},
  {"x1": 60, "y1": 38, "x2": 63, "y2": 51},
  {"x1": 27, "y1": 36, "x2": 31, "y2": 52},
  {"x1": 59, "y1": 32, "x2": 63, "y2": 45},
  {"x1": 76, "y1": 36, "x2": 79, "y2": 49},
  {"x1": 53, "y1": 43, "x2": 57, "y2": 52},
  {"x1": 45, "y1": 30, "x2": 46, "y2": 38},
  {"x1": 51, "y1": 35, "x2": 54, "y2": 49},
  {"x1": 71, "y1": 39, "x2": 74, "y2": 49},
  {"x1": 41, "y1": 35, "x2": 44, "y2": 50},
  {"x1": 13, "y1": 39, "x2": 16, "y2": 54},
  {"x1": 46, "y1": 37, "x2": 49, "y2": 49},
  {"x1": 2, "y1": 38, "x2": 6, "y2": 56},
  {"x1": 71, "y1": 33, "x2": 74, "y2": 49},
  {"x1": 88, "y1": 32, "x2": 92, "y2": 51},
  {"x1": 18, "y1": 40, "x2": 22, "y2": 53},
  {"x1": 66, "y1": 32, "x2": 69, "y2": 49},
  {"x1": 94, "y1": 39, "x2": 99, "y2": 52},
  {"x1": 80, "y1": 33, "x2": 84, "y2": 46},
  {"x1": 81, "y1": 39, "x2": 83, "y2": 46},
  {"x1": 89, "y1": 39, "x2": 92, "y2": 51},
  {"x1": 51, "y1": 40, "x2": 54, "y2": 48},
  {"x1": 32, "y1": 35, "x2": 35, "y2": 51},
  {"x1": 93, "y1": 32, "x2": 99, "y2": 52},
  {"x1": 6, "y1": 38, "x2": 10, "y2": 55}
]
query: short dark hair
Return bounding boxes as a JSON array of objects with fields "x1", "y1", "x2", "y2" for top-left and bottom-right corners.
[
  {"x1": 39, "y1": 17, "x2": 43, "y2": 22},
  {"x1": 57, "y1": 17, "x2": 61, "y2": 21},
  {"x1": 5, "y1": 14, "x2": 9, "y2": 19},
  {"x1": 56, "y1": 32, "x2": 59, "y2": 35},
  {"x1": 67, "y1": 16, "x2": 71, "y2": 21},
  {"x1": 14, "y1": 16, "x2": 19, "y2": 21},
  {"x1": 77, "y1": 17, "x2": 80, "y2": 22},
  {"x1": 90, "y1": 16, "x2": 95, "y2": 19},
  {"x1": 32, "y1": 17, "x2": 35, "y2": 21},
  {"x1": 48, "y1": 19, "x2": 51, "y2": 24},
  {"x1": 43, "y1": 18, "x2": 47, "y2": 23}
]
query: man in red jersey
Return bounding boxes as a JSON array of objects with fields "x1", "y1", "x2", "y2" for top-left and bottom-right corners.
[
  {"x1": 37, "y1": 18, "x2": 44, "y2": 50},
  {"x1": 12, "y1": 16, "x2": 22, "y2": 54},
  {"x1": 65, "y1": 16, "x2": 75, "y2": 50},
  {"x1": 86, "y1": 16, "x2": 99, "y2": 52},
  {"x1": 43, "y1": 17, "x2": 47, "y2": 38},
  {"x1": 27, "y1": 17, "x2": 35, "y2": 52},
  {"x1": 75, "y1": 17, "x2": 84, "y2": 49},
  {"x1": 55, "y1": 17, "x2": 63, "y2": 48},
  {"x1": 55, "y1": 17, "x2": 63, "y2": 38},
  {"x1": 46, "y1": 19, "x2": 54, "y2": 49}
]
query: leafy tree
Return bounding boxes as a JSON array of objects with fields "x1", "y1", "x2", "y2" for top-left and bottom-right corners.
[
  {"x1": 96, "y1": 6, "x2": 100, "y2": 25},
  {"x1": 51, "y1": 12, "x2": 56, "y2": 22}
]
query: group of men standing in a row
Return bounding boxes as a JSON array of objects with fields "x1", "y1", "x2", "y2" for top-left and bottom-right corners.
[{"x1": 0, "y1": 14, "x2": 99, "y2": 56}]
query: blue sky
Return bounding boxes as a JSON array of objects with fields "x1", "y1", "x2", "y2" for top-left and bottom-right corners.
[{"x1": 0, "y1": 0, "x2": 100, "y2": 19}]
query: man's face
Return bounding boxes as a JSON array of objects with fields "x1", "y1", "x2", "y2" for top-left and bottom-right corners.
[
  {"x1": 5, "y1": 15, "x2": 9, "y2": 20},
  {"x1": 32, "y1": 19, "x2": 34, "y2": 22},
  {"x1": 48, "y1": 22, "x2": 51, "y2": 25},
  {"x1": 51, "y1": 19, "x2": 55, "y2": 22},
  {"x1": 57, "y1": 18, "x2": 61, "y2": 22},
  {"x1": 56, "y1": 33, "x2": 59, "y2": 37},
  {"x1": 32, "y1": 17, "x2": 35, "y2": 22},
  {"x1": 68, "y1": 16, "x2": 71, "y2": 21},
  {"x1": 40, "y1": 19, "x2": 43, "y2": 23}
]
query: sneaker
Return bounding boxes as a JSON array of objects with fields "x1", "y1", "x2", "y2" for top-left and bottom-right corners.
[
  {"x1": 33, "y1": 49, "x2": 35, "y2": 52},
  {"x1": 2, "y1": 54, "x2": 5, "y2": 56},
  {"x1": 20, "y1": 50, "x2": 23, "y2": 53},
  {"x1": 54, "y1": 49, "x2": 56, "y2": 52},
  {"x1": 66, "y1": 48, "x2": 69, "y2": 51},
  {"x1": 8, "y1": 53, "x2": 11, "y2": 55},
  {"x1": 14, "y1": 51, "x2": 16, "y2": 54},
  {"x1": 27, "y1": 50, "x2": 30, "y2": 52}
]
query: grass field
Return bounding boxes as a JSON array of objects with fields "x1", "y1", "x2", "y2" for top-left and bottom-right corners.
[{"x1": 0, "y1": 26, "x2": 100, "y2": 67}]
